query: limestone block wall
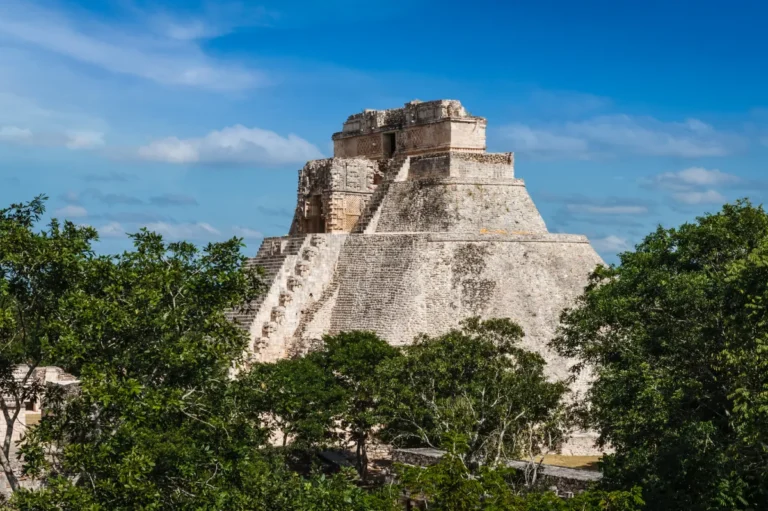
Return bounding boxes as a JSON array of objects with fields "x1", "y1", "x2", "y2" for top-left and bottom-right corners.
[
  {"x1": 449, "y1": 120, "x2": 487, "y2": 151},
  {"x1": 397, "y1": 122, "x2": 452, "y2": 155},
  {"x1": 326, "y1": 233, "x2": 603, "y2": 397},
  {"x1": 374, "y1": 180, "x2": 548, "y2": 234},
  {"x1": 408, "y1": 152, "x2": 514, "y2": 180}
]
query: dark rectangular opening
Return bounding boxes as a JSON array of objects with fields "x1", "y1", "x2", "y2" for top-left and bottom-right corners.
[{"x1": 383, "y1": 133, "x2": 396, "y2": 158}]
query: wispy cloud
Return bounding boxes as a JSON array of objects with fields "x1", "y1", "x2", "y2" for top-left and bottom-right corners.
[
  {"x1": 97, "y1": 211, "x2": 173, "y2": 224},
  {"x1": 0, "y1": 92, "x2": 107, "y2": 150},
  {"x1": 641, "y1": 167, "x2": 751, "y2": 206},
  {"x1": 149, "y1": 194, "x2": 198, "y2": 207},
  {"x1": 672, "y1": 190, "x2": 727, "y2": 205},
  {"x1": 565, "y1": 204, "x2": 649, "y2": 215},
  {"x1": 54, "y1": 204, "x2": 88, "y2": 218},
  {"x1": 541, "y1": 194, "x2": 654, "y2": 231},
  {"x1": 233, "y1": 226, "x2": 264, "y2": 239},
  {"x1": 83, "y1": 171, "x2": 133, "y2": 183},
  {"x1": 643, "y1": 167, "x2": 741, "y2": 192},
  {"x1": 541, "y1": 194, "x2": 653, "y2": 215},
  {"x1": 138, "y1": 125, "x2": 323, "y2": 165},
  {"x1": 0, "y1": 126, "x2": 32, "y2": 142},
  {"x1": 256, "y1": 205, "x2": 294, "y2": 217},
  {"x1": 592, "y1": 235, "x2": 632, "y2": 254},
  {"x1": 144, "y1": 221, "x2": 221, "y2": 240},
  {"x1": 502, "y1": 115, "x2": 745, "y2": 159},
  {"x1": 96, "y1": 222, "x2": 125, "y2": 238},
  {"x1": 95, "y1": 220, "x2": 258, "y2": 243},
  {"x1": 83, "y1": 189, "x2": 143, "y2": 206},
  {"x1": 62, "y1": 191, "x2": 200, "y2": 209},
  {"x1": 148, "y1": 5, "x2": 278, "y2": 41},
  {"x1": 0, "y1": 1, "x2": 265, "y2": 92}
]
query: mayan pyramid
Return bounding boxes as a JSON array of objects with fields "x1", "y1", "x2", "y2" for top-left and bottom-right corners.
[{"x1": 229, "y1": 100, "x2": 605, "y2": 451}]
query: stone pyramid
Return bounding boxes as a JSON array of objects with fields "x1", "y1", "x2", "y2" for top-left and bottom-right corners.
[{"x1": 229, "y1": 100, "x2": 605, "y2": 453}]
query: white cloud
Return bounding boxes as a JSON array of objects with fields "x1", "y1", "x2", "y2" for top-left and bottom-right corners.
[
  {"x1": 642, "y1": 167, "x2": 738, "y2": 206},
  {"x1": 65, "y1": 130, "x2": 105, "y2": 149},
  {"x1": 672, "y1": 190, "x2": 726, "y2": 205},
  {"x1": 566, "y1": 204, "x2": 648, "y2": 215},
  {"x1": 60, "y1": 191, "x2": 79, "y2": 203},
  {"x1": 97, "y1": 222, "x2": 125, "y2": 238},
  {"x1": 592, "y1": 235, "x2": 631, "y2": 253},
  {"x1": 0, "y1": 126, "x2": 32, "y2": 141},
  {"x1": 0, "y1": 1, "x2": 263, "y2": 91},
  {"x1": 0, "y1": 93, "x2": 107, "y2": 150},
  {"x1": 150, "y1": 5, "x2": 277, "y2": 41},
  {"x1": 144, "y1": 222, "x2": 221, "y2": 240},
  {"x1": 54, "y1": 205, "x2": 88, "y2": 218},
  {"x1": 649, "y1": 167, "x2": 741, "y2": 191},
  {"x1": 502, "y1": 115, "x2": 743, "y2": 158},
  {"x1": 162, "y1": 20, "x2": 223, "y2": 41},
  {"x1": 500, "y1": 124, "x2": 588, "y2": 155},
  {"x1": 233, "y1": 226, "x2": 263, "y2": 239},
  {"x1": 138, "y1": 125, "x2": 324, "y2": 165}
]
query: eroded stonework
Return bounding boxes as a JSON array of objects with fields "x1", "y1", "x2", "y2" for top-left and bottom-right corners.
[{"x1": 230, "y1": 100, "x2": 606, "y2": 455}]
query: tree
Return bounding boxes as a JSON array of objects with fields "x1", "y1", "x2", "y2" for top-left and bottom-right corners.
[
  {"x1": 379, "y1": 318, "x2": 569, "y2": 471},
  {"x1": 551, "y1": 200, "x2": 768, "y2": 510},
  {"x1": 0, "y1": 196, "x2": 96, "y2": 491},
  {"x1": 15, "y1": 226, "x2": 267, "y2": 509},
  {"x1": 236, "y1": 356, "x2": 344, "y2": 448},
  {"x1": 311, "y1": 331, "x2": 400, "y2": 479},
  {"x1": 396, "y1": 454, "x2": 644, "y2": 511}
]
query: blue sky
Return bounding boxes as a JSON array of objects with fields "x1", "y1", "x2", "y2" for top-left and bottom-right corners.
[{"x1": 1, "y1": 0, "x2": 766, "y2": 262}]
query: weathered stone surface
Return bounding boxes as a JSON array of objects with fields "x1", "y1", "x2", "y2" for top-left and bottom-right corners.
[
  {"x1": 318, "y1": 233, "x2": 601, "y2": 397},
  {"x1": 230, "y1": 100, "x2": 606, "y2": 454},
  {"x1": 374, "y1": 180, "x2": 547, "y2": 234}
]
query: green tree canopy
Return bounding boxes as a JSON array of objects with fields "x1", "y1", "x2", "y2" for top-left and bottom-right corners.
[
  {"x1": 379, "y1": 318, "x2": 569, "y2": 468},
  {"x1": 0, "y1": 196, "x2": 96, "y2": 491},
  {"x1": 236, "y1": 355, "x2": 345, "y2": 448},
  {"x1": 310, "y1": 331, "x2": 401, "y2": 479},
  {"x1": 16, "y1": 224, "x2": 267, "y2": 509},
  {"x1": 552, "y1": 200, "x2": 768, "y2": 510},
  {"x1": 397, "y1": 454, "x2": 644, "y2": 511}
]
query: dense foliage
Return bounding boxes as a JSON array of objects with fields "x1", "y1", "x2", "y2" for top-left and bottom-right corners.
[
  {"x1": 552, "y1": 200, "x2": 768, "y2": 510},
  {"x1": 398, "y1": 454, "x2": 644, "y2": 511},
  {"x1": 0, "y1": 197, "x2": 97, "y2": 491},
  {"x1": 378, "y1": 318, "x2": 569, "y2": 468},
  {"x1": 309, "y1": 331, "x2": 401, "y2": 478},
  {"x1": 14, "y1": 195, "x2": 768, "y2": 509}
]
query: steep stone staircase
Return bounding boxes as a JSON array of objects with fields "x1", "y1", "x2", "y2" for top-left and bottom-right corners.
[
  {"x1": 225, "y1": 235, "x2": 308, "y2": 332},
  {"x1": 351, "y1": 156, "x2": 409, "y2": 234}
]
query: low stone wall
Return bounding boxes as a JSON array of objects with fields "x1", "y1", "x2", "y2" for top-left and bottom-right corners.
[{"x1": 392, "y1": 448, "x2": 601, "y2": 496}]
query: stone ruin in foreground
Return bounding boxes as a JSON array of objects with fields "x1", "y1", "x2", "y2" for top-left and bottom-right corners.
[{"x1": 229, "y1": 100, "x2": 605, "y2": 454}]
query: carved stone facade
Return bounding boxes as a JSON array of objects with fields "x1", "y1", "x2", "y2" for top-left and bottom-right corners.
[
  {"x1": 289, "y1": 158, "x2": 382, "y2": 235},
  {"x1": 232, "y1": 100, "x2": 606, "y2": 455},
  {"x1": 332, "y1": 99, "x2": 486, "y2": 159}
]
